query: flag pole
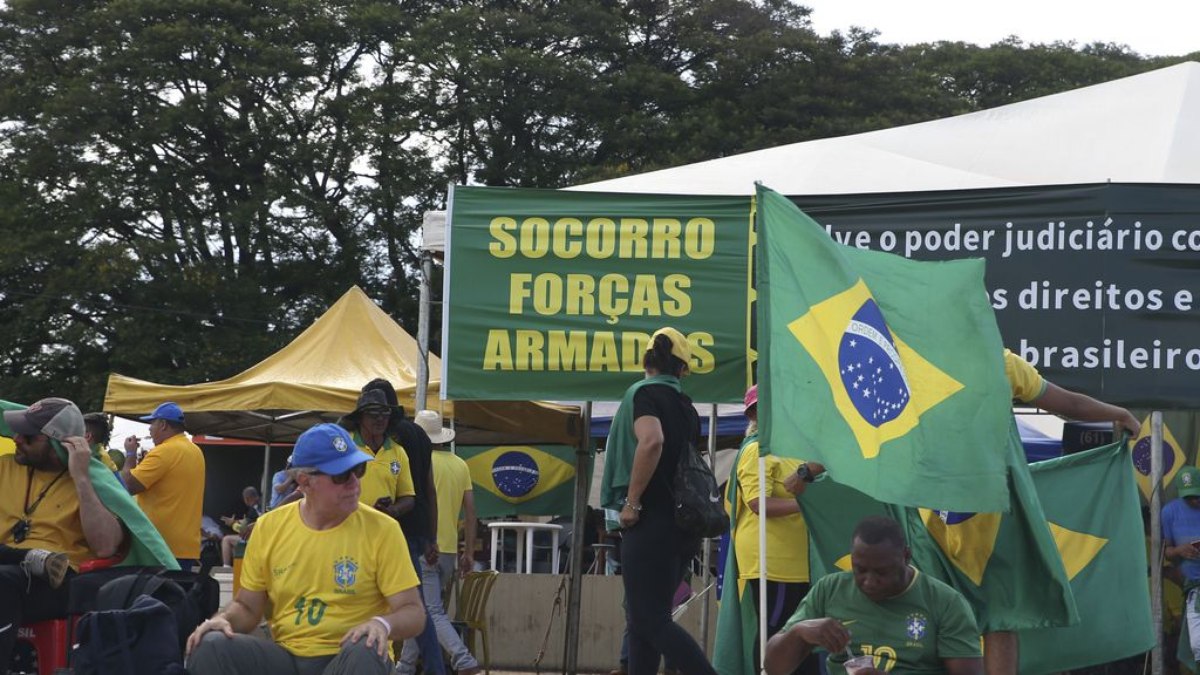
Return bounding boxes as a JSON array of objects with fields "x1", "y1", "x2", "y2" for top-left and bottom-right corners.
[
  {"x1": 758, "y1": 454, "x2": 768, "y2": 673},
  {"x1": 1150, "y1": 411, "x2": 1164, "y2": 675}
]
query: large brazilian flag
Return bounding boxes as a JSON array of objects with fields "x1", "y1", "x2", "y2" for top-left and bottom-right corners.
[
  {"x1": 459, "y1": 444, "x2": 583, "y2": 518},
  {"x1": 756, "y1": 185, "x2": 1013, "y2": 512}
]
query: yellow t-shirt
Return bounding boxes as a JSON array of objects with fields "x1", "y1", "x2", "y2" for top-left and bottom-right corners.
[
  {"x1": 431, "y1": 450, "x2": 473, "y2": 553},
  {"x1": 94, "y1": 444, "x2": 119, "y2": 472},
  {"x1": 132, "y1": 433, "x2": 205, "y2": 558},
  {"x1": 0, "y1": 456, "x2": 95, "y2": 568},
  {"x1": 240, "y1": 501, "x2": 419, "y2": 658},
  {"x1": 733, "y1": 439, "x2": 810, "y2": 583},
  {"x1": 352, "y1": 433, "x2": 416, "y2": 508},
  {"x1": 1003, "y1": 349, "x2": 1048, "y2": 404}
]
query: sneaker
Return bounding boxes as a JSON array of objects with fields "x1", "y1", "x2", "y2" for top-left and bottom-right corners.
[{"x1": 21, "y1": 549, "x2": 70, "y2": 589}]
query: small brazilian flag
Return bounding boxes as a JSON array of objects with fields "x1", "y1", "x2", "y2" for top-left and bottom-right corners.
[
  {"x1": 756, "y1": 185, "x2": 1012, "y2": 512},
  {"x1": 459, "y1": 445, "x2": 582, "y2": 518}
]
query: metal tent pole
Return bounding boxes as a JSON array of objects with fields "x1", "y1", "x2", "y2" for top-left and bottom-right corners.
[
  {"x1": 700, "y1": 403, "x2": 718, "y2": 654},
  {"x1": 416, "y1": 252, "x2": 433, "y2": 412},
  {"x1": 562, "y1": 402, "x2": 591, "y2": 674},
  {"x1": 1150, "y1": 411, "x2": 1164, "y2": 675}
]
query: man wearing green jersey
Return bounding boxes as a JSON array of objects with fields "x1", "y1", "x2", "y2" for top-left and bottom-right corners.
[{"x1": 765, "y1": 516, "x2": 982, "y2": 675}]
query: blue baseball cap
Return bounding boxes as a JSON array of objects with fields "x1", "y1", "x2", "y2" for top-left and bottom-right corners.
[
  {"x1": 292, "y1": 423, "x2": 373, "y2": 475},
  {"x1": 139, "y1": 402, "x2": 184, "y2": 424}
]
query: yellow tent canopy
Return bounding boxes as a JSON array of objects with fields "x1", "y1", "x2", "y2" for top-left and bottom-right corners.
[{"x1": 104, "y1": 286, "x2": 581, "y2": 445}]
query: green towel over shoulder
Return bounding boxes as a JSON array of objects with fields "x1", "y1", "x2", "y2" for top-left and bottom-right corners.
[
  {"x1": 1, "y1": 399, "x2": 179, "y2": 570},
  {"x1": 599, "y1": 375, "x2": 681, "y2": 512}
]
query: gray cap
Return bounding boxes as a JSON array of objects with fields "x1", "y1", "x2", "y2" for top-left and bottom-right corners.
[{"x1": 4, "y1": 398, "x2": 85, "y2": 441}]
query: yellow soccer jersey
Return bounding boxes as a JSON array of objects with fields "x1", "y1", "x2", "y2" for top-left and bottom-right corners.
[
  {"x1": 432, "y1": 450, "x2": 473, "y2": 553},
  {"x1": 132, "y1": 433, "x2": 205, "y2": 558},
  {"x1": 240, "y1": 502, "x2": 418, "y2": 658},
  {"x1": 1003, "y1": 349, "x2": 1047, "y2": 404},
  {"x1": 352, "y1": 433, "x2": 416, "y2": 507},
  {"x1": 733, "y1": 439, "x2": 810, "y2": 583}
]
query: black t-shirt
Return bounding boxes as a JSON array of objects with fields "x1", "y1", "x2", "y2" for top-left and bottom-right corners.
[
  {"x1": 631, "y1": 383, "x2": 700, "y2": 510},
  {"x1": 392, "y1": 418, "x2": 434, "y2": 543}
]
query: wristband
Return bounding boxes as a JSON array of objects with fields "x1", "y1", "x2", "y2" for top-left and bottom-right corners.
[
  {"x1": 623, "y1": 500, "x2": 642, "y2": 512},
  {"x1": 371, "y1": 615, "x2": 392, "y2": 636}
]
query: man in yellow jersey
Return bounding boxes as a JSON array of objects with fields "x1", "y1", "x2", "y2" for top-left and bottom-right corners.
[
  {"x1": 343, "y1": 390, "x2": 416, "y2": 519},
  {"x1": 397, "y1": 410, "x2": 481, "y2": 675},
  {"x1": 1, "y1": 398, "x2": 127, "y2": 669},
  {"x1": 186, "y1": 423, "x2": 425, "y2": 675},
  {"x1": 121, "y1": 401, "x2": 205, "y2": 571}
]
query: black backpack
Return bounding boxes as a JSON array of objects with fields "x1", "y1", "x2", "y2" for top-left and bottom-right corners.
[
  {"x1": 670, "y1": 395, "x2": 729, "y2": 539},
  {"x1": 73, "y1": 593, "x2": 188, "y2": 675},
  {"x1": 90, "y1": 568, "x2": 218, "y2": 656}
]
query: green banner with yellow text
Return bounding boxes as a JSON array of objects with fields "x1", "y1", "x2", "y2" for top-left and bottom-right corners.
[{"x1": 444, "y1": 186, "x2": 752, "y2": 402}]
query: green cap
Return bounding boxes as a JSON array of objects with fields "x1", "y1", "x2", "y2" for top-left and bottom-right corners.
[{"x1": 1178, "y1": 466, "x2": 1200, "y2": 498}]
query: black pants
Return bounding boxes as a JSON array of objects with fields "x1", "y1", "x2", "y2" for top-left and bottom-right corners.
[
  {"x1": 0, "y1": 556, "x2": 74, "y2": 675},
  {"x1": 622, "y1": 508, "x2": 716, "y2": 675},
  {"x1": 746, "y1": 579, "x2": 820, "y2": 675}
]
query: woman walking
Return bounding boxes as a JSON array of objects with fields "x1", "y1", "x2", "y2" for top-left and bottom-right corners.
[{"x1": 600, "y1": 327, "x2": 717, "y2": 675}]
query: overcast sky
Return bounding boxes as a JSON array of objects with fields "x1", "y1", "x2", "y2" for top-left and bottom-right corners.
[{"x1": 801, "y1": 0, "x2": 1199, "y2": 57}]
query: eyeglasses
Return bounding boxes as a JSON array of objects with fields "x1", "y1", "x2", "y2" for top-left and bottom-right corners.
[
  {"x1": 362, "y1": 409, "x2": 391, "y2": 419},
  {"x1": 308, "y1": 463, "x2": 367, "y2": 485}
]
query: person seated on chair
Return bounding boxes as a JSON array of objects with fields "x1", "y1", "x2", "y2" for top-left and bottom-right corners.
[
  {"x1": 765, "y1": 515, "x2": 982, "y2": 675},
  {"x1": 186, "y1": 423, "x2": 426, "y2": 675},
  {"x1": 220, "y1": 486, "x2": 262, "y2": 567},
  {"x1": 0, "y1": 398, "x2": 127, "y2": 670}
]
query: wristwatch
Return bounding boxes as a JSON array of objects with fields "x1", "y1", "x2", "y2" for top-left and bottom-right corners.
[{"x1": 795, "y1": 463, "x2": 816, "y2": 483}]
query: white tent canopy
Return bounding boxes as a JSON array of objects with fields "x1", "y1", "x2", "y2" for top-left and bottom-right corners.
[{"x1": 570, "y1": 62, "x2": 1200, "y2": 196}]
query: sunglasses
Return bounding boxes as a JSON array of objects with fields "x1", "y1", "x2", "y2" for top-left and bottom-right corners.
[
  {"x1": 308, "y1": 463, "x2": 367, "y2": 485},
  {"x1": 361, "y1": 409, "x2": 391, "y2": 419}
]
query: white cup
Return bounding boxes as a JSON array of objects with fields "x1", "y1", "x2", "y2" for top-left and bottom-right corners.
[{"x1": 844, "y1": 655, "x2": 874, "y2": 675}]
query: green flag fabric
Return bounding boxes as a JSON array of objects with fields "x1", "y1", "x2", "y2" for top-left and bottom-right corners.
[
  {"x1": 1016, "y1": 441, "x2": 1154, "y2": 673},
  {"x1": 713, "y1": 437, "x2": 763, "y2": 675},
  {"x1": 0, "y1": 400, "x2": 178, "y2": 569},
  {"x1": 756, "y1": 185, "x2": 1012, "y2": 512},
  {"x1": 799, "y1": 421, "x2": 1076, "y2": 634},
  {"x1": 598, "y1": 374, "x2": 680, "y2": 511}
]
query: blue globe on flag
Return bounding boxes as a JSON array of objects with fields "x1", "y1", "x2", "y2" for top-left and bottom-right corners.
[
  {"x1": 1132, "y1": 437, "x2": 1176, "y2": 477},
  {"x1": 492, "y1": 451, "x2": 540, "y2": 498},
  {"x1": 838, "y1": 299, "x2": 911, "y2": 427}
]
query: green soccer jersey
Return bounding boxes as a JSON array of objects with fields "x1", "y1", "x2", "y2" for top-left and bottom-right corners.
[{"x1": 783, "y1": 567, "x2": 981, "y2": 674}]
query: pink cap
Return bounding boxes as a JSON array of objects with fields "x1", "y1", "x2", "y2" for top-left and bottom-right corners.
[{"x1": 743, "y1": 385, "x2": 758, "y2": 411}]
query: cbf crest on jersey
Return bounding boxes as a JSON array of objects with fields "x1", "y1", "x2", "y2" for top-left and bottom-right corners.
[
  {"x1": 333, "y1": 556, "x2": 358, "y2": 592},
  {"x1": 906, "y1": 612, "x2": 928, "y2": 641},
  {"x1": 390, "y1": 459, "x2": 401, "y2": 476},
  {"x1": 755, "y1": 186, "x2": 1013, "y2": 513}
]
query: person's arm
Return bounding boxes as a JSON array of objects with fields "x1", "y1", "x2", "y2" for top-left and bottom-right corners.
[
  {"x1": 1165, "y1": 538, "x2": 1200, "y2": 561},
  {"x1": 620, "y1": 415, "x2": 664, "y2": 528},
  {"x1": 783, "y1": 461, "x2": 827, "y2": 496},
  {"x1": 1035, "y1": 382, "x2": 1140, "y2": 437},
  {"x1": 460, "y1": 489, "x2": 477, "y2": 576},
  {"x1": 943, "y1": 657, "x2": 984, "y2": 675},
  {"x1": 63, "y1": 437, "x2": 125, "y2": 557},
  {"x1": 339, "y1": 587, "x2": 426, "y2": 657},
  {"x1": 184, "y1": 588, "x2": 268, "y2": 656},
  {"x1": 765, "y1": 618, "x2": 849, "y2": 674},
  {"x1": 120, "y1": 435, "x2": 147, "y2": 495}
]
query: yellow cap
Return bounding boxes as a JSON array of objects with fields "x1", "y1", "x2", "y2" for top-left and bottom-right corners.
[{"x1": 648, "y1": 327, "x2": 691, "y2": 372}]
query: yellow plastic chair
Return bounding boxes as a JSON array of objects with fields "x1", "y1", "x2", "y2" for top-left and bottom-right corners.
[{"x1": 452, "y1": 570, "x2": 499, "y2": 674}]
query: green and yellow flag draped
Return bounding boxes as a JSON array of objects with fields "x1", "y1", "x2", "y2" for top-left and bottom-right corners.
[
  {"x1": 755, "y1": 186, "x2": 1012, "y2": 512},
  {"x1": 800, "y1": 421, "x2": 1076, "y2": 633},
  {"x1": 0, "y1": 399, "x2": 178, "y2": 569},
  {"x1": 460, "y1": 444, "x2": 580, "y2": 518},
  {"x1": 1017, "y1": 441, "x2": 1153, "y2": 673}
]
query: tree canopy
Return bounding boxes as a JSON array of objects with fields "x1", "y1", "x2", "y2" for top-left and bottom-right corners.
[{"x1": 0, "y1": 0, "x2": 1185, "y2": 408}]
